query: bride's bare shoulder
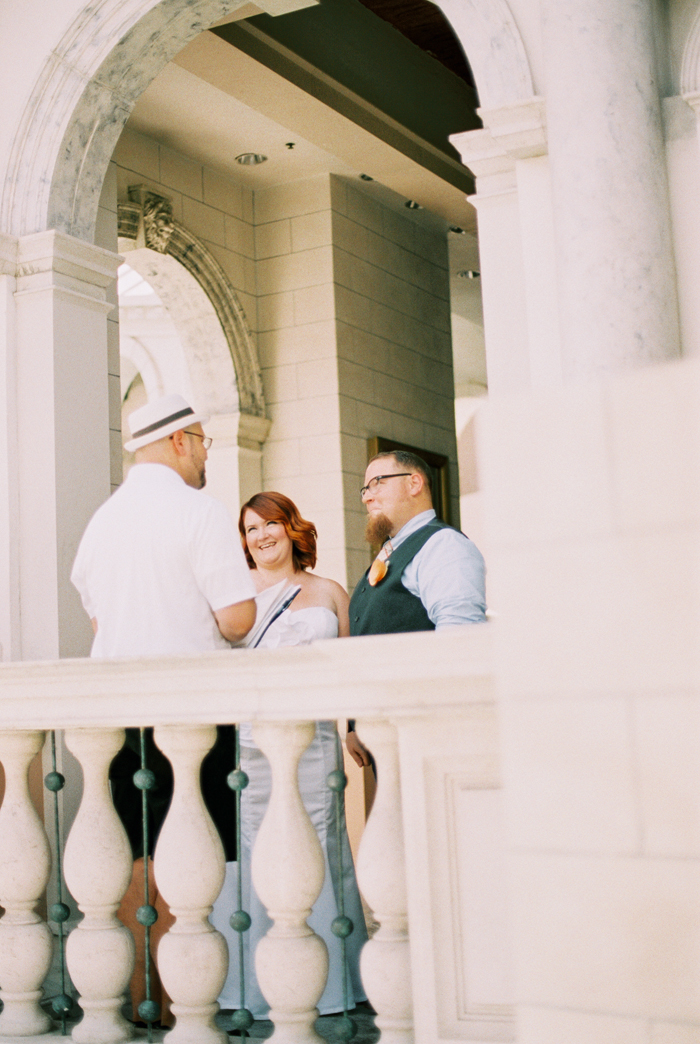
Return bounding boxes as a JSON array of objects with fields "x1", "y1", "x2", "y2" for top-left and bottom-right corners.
[{"x1": 301, "y1": 572, "x2": 348, "y2": 609}]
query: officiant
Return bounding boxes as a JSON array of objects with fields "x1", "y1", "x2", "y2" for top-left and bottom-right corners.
[{"x1": 71, "y1": 393, "x2": 256, "y2": 1023}]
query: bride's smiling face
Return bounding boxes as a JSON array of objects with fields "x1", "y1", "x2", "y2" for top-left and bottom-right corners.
[{"x1": 243, "y1": 509, "x2": 294, "y2": 570}]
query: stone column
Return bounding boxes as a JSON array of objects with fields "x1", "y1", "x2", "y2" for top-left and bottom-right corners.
[
  {"x1": 541, "y1": 0, "x2": 680, "y2": 378},
  {"x1": 205, "y1": 411, "x2": 270, "y2": 520},
  {"x1": 0, "y1": 235, "x2": 20, "y2": 662},
  {"x1": 453, "y1": 98, "x2": 561, "y2": 395},
  {"x1": 11, "y1": 230, "x2": 119, "y2": 660}
]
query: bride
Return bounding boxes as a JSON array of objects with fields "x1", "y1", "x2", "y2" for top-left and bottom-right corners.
[{"x1": 210, "y1": 491, "x2": 368, "y2": 1019}]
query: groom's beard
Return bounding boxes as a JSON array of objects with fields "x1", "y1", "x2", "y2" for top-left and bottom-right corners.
[{"x1": 365, "y1": 512, "x2": 393, "y2": 547}]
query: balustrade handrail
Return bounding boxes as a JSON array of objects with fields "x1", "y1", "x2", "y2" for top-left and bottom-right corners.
[
  {"x1": 0, "y1": 624, "x2": 497, "y2": 1044},
  {"x1": 0, "y1": 625, "x2": 494, "y2": 730}
]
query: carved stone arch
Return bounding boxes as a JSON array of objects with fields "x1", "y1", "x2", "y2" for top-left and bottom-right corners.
[
  {"x1": 119, "y1": 191, "x2": 265, "y2": 419},
  {"x1": 1, "y1": 0, "x2": 536, "y2": 243},
  {"x1": 430, "y1": 0, "x2": 534, "y2": 109},
  {"x1": 1, "y1": 0, "x2": 267, "y2": 240}
]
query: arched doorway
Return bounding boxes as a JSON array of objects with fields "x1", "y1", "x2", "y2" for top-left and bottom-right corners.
[{"x1": 0, "y1": 0, "x2": 534, "y2": 658}]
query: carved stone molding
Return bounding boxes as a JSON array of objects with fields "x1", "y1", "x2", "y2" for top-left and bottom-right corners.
[
  {"x1": 451, "y1": 97, "x2": 547, "y2": 200},
  {"x1": 119, "y1": 193, "x2": 265, "y2": 418}
]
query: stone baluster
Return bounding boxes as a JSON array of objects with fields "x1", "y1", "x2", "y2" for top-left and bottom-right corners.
[
  {"x1": 153, "y1": 725, "x2": 227, "y2": 1044},
  {"x1": 355, "y1": 720, "x2": 413, "y2": 1044},
  {"x1": 0, "y1": 730, "x2": 53, "y2": 1036},
  {"x1": 251, "y1": 721, "x2": 328, "y2": 1044},
  {"x1": 63, "y1": 728, "x2": 134, "y2": 1044}
]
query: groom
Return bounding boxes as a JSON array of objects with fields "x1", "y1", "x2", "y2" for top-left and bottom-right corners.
[
  {"x1": 346, "y1": 449, "x2": 486, "y2": 767},
  {"x1": 349, "y1": 449, "x2": 486, "y2": 636}
]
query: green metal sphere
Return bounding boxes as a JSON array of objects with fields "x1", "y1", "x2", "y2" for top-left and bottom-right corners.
[
  {"x1": 227, "y1": 769, "x2": 249, "y2": 791},
  {"x1": 334, "y1": 1015, "x2": 357, "y2": 1041},
  {"x1": 331, "y1": 915, "x2": 354, "y2": 938},
  {"x1": 326, "y1": 769, "x2": 347, "y2": 792},
  {"x1": 230, "y1": 1008, "x2": 254, "y2": 1031},
  {"x1": 52, "y1": 994, "x2": 73, "y2": 1016},
  {"x1": 44, "y1": 771, "x2": 65, "y2": 792},
  {"x1": 49, "y1": 902, "x2": 71, "y2": 924},
  {"x1": 136, "y1": 904, "x2": 158, "y2": 926},
  {"x1": 229, "y1": 909, "x2": 252, "y2": 933},
  {"x1": 138, "y1": 1000, "x2": 161, "y2": 1023},
  {"x1": 133, "y1": 768, "x2": 156, "y2": 790}
]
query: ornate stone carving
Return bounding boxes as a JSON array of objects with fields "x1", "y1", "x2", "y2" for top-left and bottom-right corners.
[
  {"x1": 142, "y1": 194, "x2": 175, "y2": 254},
  {"x1": 119, "y1": 188, "x2": 265, "y2": 418},
  {"x1": 116, "y1": 202, "x2": 140, "y2": 241}
]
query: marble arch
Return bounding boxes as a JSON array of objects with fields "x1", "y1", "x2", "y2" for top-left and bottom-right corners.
[
  {"x1": 119, "y1": 201, "x2": 265, "y2": 417},
  {"x1": 431, "y1": 0, "x2": 534, "y2": 109},
  {"x1": 0, "y1": 0, "x2": 534, "y2": 245},
  {"x1": 119, "y1": 248, "x2": 243, "y2": 419}
]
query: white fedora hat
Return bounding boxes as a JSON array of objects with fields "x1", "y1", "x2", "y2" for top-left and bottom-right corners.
[{"x1": 124, "y1": 394, "x2": 210, "y2": 453}]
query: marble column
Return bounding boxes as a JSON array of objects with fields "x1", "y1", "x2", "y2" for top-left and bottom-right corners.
[
  {"x1": 452, "y1": 129, "x2": 531, "y2": 395},
  {"x1": 541, "y1": 0, "x2": 680, "y2": 378},
  {"x1": 0, "y1": 235, "x2": 20, "y2": 662},
  {"x1": 453, "y1": 98, "x2": 559, "y2": 394},
  {"x1": 11, "y1": 230, "x2": 119, "y2": 659}
]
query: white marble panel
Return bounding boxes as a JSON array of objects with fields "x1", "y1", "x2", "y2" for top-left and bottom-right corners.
[{"x1": 509, "y1": 853, "x2": 700, "y2": 1020}]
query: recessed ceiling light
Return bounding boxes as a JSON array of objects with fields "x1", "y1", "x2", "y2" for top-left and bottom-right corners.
[
  {"x1": 458, "y1": 269, "x2": 480, "y2": 279},
  {"x1": 405, "y1": 200, "x2": 422, "y2": 210},
  {"x1": 285, "y1": 142, "x2": 295, "y2": 150},
  {"x1": 449, "y1": 226, "x2": 465, "y2": 234},
  {"x1": 359, "y1": 173, "x2": 374, "y2": 181},
  {"x1": 235, "y1": 153, "x2": 267, "y2": 166}
]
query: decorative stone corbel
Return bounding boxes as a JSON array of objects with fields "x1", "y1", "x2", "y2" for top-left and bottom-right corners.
[{"x1": 123, "y1": 186, "x2": 176, "y2": 254}]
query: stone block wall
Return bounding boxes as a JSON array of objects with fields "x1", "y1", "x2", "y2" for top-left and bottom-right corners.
[
  {"x1": 331, "y1": 176, "x2": 457, "y2": 588},
  {"x1": 254, "y1": 175, "x2": 346, "y2": 581},
  {"x1": 254, "y1": 173, "x2": 457, "y2": 588},
  {"x1": 478, "y1": 356, "x2": 700, "y2": 1043},
  {"x1": 112, "y1": 129, "x2": 256, "y2": 327}
]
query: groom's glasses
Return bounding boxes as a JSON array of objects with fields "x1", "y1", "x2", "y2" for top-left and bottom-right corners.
[{"x1": 360, "y1": 473, "x2": 412, "y2": 500}]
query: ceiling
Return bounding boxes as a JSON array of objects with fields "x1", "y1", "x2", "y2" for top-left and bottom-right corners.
[
  {"x1": 124, "y1": 2, "x2": 486, "y2": 395},
  {"x1": 129, "y1": 27, "x2": 476, "y2": 230},
  {"x1": 355, "y1": 0, "x2": 475, "y2": 86}
]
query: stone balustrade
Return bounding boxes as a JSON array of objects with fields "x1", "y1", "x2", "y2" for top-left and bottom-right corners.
[{"x1": 0, "y1": 626, "x2": 511, "y2": 1044}]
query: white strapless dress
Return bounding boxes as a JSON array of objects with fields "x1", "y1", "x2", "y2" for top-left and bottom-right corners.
[{"x1": 210, "y1": 607, "x2": 368, "y2": 1018}]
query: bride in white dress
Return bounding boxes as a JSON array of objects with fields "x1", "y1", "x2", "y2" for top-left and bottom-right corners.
[{"x1": 210, "y1": 491, "x2": 368, "y2": 1019}]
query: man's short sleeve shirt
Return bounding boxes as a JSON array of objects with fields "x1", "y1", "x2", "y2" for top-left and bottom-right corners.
[{"x1": 71, "y1": 463, "x2": 255, "y2": 657}]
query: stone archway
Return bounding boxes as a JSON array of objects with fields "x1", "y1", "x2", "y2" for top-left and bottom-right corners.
[
  {"x1": 0, "y1": 0, "x2": 535, "y2": 245},
  {"x1": 432, "y1": 0, "x2": 534, "y2": 108}
]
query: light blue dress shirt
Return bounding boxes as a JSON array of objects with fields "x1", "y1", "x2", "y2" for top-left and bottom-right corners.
[{"x1": 386, "y1": 509, "x2": 486, "y2": 628}]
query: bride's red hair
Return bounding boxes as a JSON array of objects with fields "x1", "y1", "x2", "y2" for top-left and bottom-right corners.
[{"x1": 239, "y1": 491, "x2": 317, "y2": 571}]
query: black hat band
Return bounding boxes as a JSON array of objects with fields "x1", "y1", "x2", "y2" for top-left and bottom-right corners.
[{"x1": 131, "y1": 406, "x2": 194, "y2": 439}]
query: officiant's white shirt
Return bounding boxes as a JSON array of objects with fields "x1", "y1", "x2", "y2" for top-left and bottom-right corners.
[{"x1": 72, "y1": 463, "x2": 255, "y2": 657}]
